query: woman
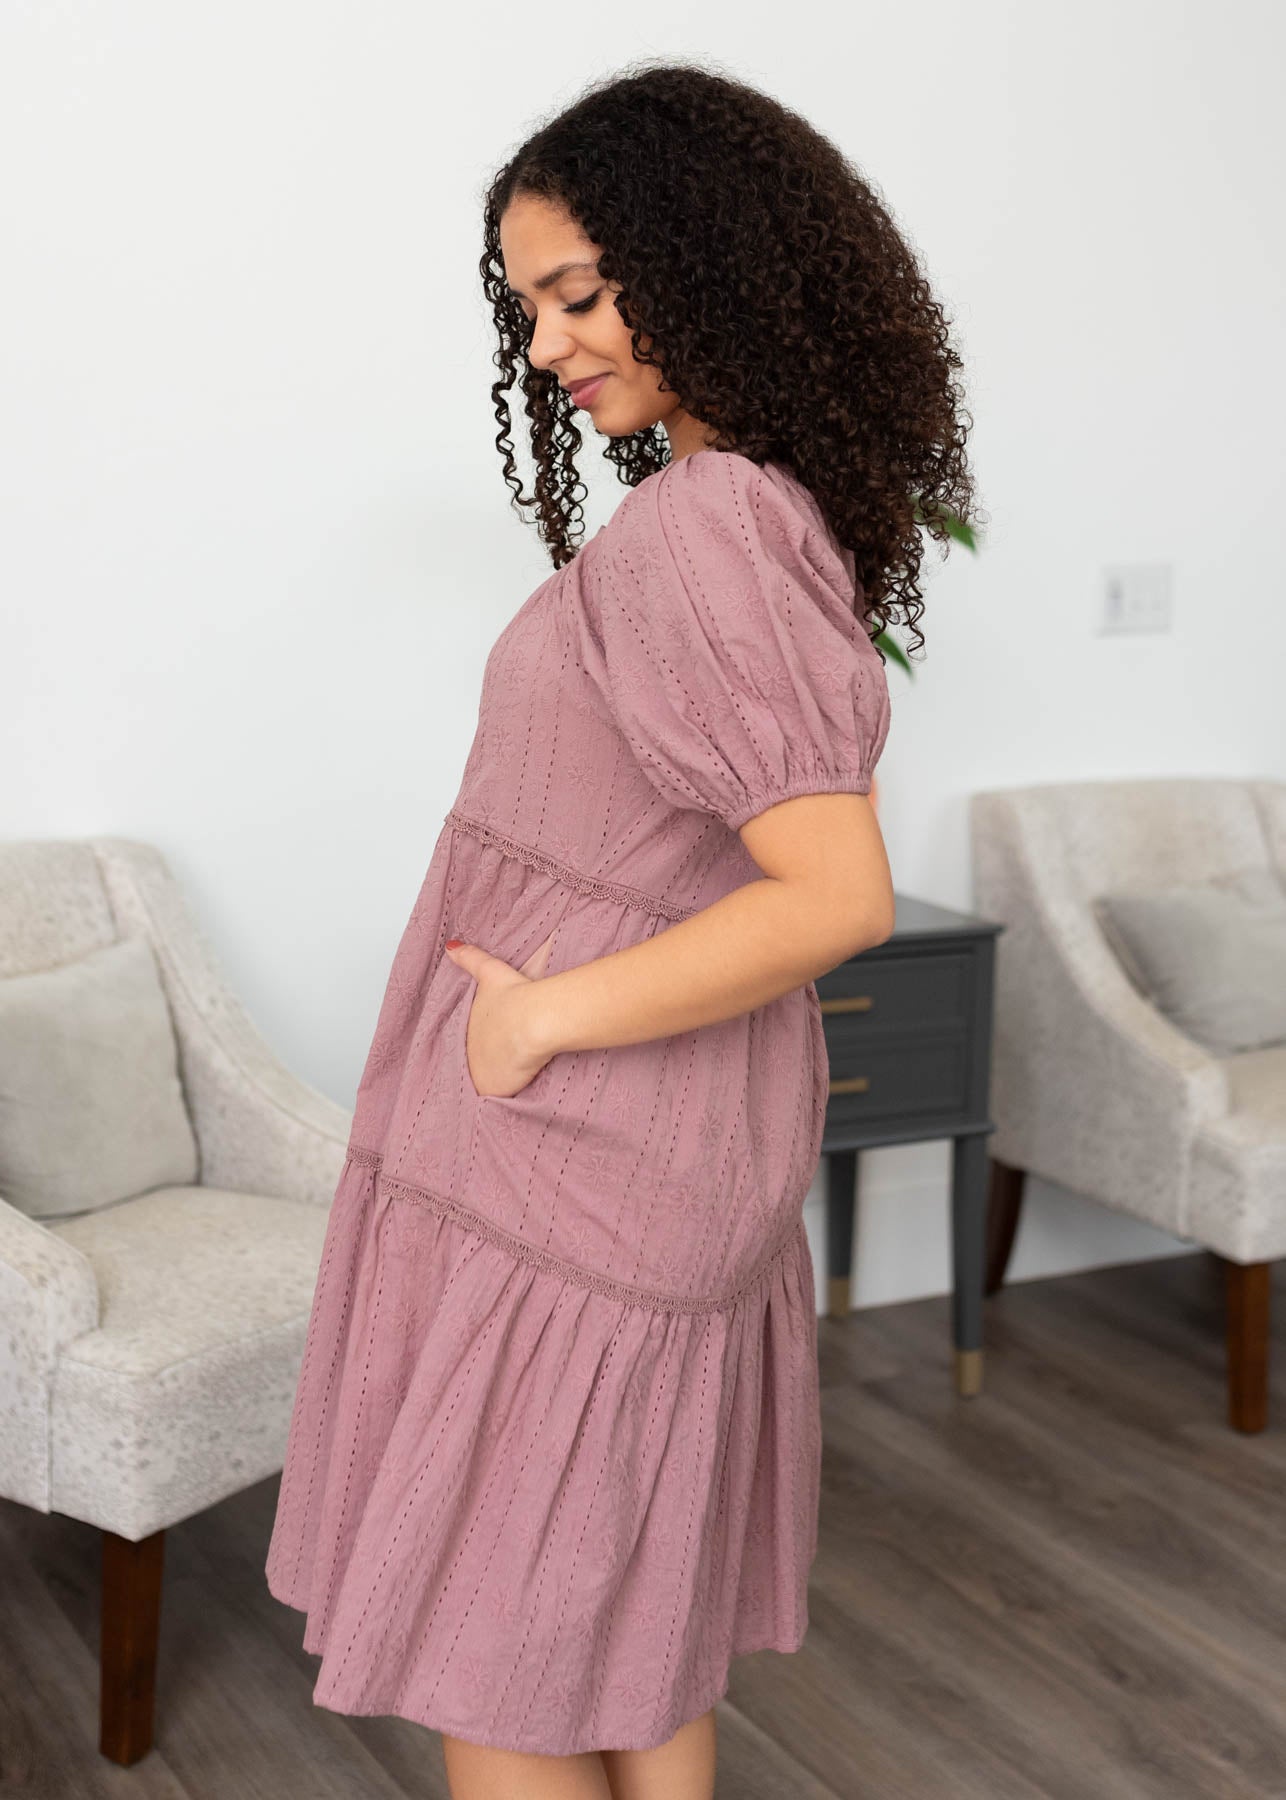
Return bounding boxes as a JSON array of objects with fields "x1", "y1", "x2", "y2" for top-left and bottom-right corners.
[{"x1": 266, "y1": 57, "x2": 977, "y2": 1800}]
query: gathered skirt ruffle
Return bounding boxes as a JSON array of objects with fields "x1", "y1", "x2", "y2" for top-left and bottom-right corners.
[{"x1": 265, "y1": 1150, "x2": 822, "y2": 1755}]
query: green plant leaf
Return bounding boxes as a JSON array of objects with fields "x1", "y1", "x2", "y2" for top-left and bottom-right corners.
[
  {"x1": 874, "y1": 629, "x2": 913, "y2": 675},
  {"x1": 942, "y1": 512, "x2": 979, "y2": 551},
  {"x1": 877, "y1": 495, "x2": 981, "y2": 680},
  {"x1": 912, "y1": 496, "x2": 980, "y2": 552}
]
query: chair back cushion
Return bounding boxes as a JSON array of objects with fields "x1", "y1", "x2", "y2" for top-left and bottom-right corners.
[
  {"x1": 1093, "y1": 866, "x2": 1286, "y2": 1055},
  {"x1": 0, "y1": 934, "x2": 199, "y2": 1218},
  {"x1": 1001, "y1": 779, "x2": 1271, "y2": 903}
]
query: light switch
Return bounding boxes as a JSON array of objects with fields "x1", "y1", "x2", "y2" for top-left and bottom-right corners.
[{"x1": 1099, "y1": 563, "x2": 1174, "y2": 634}]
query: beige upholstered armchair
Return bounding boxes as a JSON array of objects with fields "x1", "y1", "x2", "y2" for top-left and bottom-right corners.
[
  {"x1": 970, "y1": 778, "x2": 1286, "y2": 1433},
  {"x1": 0, "y1": 837, "x2": 350, "y2": 1763}
]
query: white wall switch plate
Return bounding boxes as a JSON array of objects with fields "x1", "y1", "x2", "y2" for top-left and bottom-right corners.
[{"x1": 1099, "y1": 563, "x2": 1174, "y2": 634}]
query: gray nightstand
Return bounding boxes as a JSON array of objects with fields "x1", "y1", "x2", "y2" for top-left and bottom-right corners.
[{"x1": 815, "y1": 893, "x2": 1003, "y2": 1396}]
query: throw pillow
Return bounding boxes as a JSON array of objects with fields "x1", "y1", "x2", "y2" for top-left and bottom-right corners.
[
  {"x1": 0, "y1": 934, "x2": 199, "y2": 1219},
  {"x1": 1093, "y1": 866, "x2": 1286, "y2": 1056}
]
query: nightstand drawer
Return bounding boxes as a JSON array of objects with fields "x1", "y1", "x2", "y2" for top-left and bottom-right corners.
[
  {"x1": 816, "y1": 951, "x2": 972, "y2": 1037},
  {"x1": 824, "y1": 1035, "x2": 969, "y2": 1126}
]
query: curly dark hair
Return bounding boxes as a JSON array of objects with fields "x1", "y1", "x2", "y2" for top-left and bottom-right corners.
[{"x1": 479, "y1": 57, "x2": 981, "y2": 656}]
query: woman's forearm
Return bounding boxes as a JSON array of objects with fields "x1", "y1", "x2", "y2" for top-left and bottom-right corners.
[{"x1": 524, "y1": 878, "x2": 886, "y2": 1059}]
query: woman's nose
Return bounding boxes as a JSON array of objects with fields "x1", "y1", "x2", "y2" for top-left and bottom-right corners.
[{"x1": 526, "y1": 319, "x2": 576, "y2": 371}]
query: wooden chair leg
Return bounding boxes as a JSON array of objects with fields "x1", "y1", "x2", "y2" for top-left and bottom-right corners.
[
  {"x1": 1223, "y1": 1258, "x2": 1272, "y2": 1434},
  {"x1": 985, "y1": 1157, "x2": 1027, "y2": 1295},
  {"x1": 100, "y1": 1526, "x2": 164, "y2": 1764}
]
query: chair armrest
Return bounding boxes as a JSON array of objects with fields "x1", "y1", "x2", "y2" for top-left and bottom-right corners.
[
  {"x1": 973, "y1": 795, "x2": 1228, "y2": 1237},
  {"x1": 90, "y1": 838, "x2": 351, "y2": 1206},
  {"x1": 0, "y1": 1196, "x2": 99, "y2": 1510}
]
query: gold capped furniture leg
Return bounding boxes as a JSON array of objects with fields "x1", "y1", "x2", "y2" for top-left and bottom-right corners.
[
  {"x1": 952, "y1": 1131, "x2": 988, "y2": 1397},
  {"x1": 955, "y1": 1347, "x2": 984, "y2": 1396}
]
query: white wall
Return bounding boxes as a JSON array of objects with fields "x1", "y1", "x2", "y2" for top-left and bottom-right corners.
[{"x1": 3, "y1": 2, "x2": 1283, "y2": 1311}]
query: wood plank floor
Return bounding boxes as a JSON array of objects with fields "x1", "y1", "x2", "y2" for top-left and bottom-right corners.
[{"x1": 3, "y1": 1248, "x2": 1283, "y2": 1798}]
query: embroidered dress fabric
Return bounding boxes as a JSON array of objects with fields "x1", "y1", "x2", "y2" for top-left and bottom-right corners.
[{"x1": 265, "y1": 448, "x2": 892, "y2": 1754}]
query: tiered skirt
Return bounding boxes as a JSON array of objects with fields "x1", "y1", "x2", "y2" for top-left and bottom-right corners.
[{"x1": 265, "y1": 1144, "x2": 822, "y2": 1754}]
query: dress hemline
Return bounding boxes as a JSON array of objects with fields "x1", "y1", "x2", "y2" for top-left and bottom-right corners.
[{"x1": 278, "y1": 1580, "x2": 810, "y2": 1756}]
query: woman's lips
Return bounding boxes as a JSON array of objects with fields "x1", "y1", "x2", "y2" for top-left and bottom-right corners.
[{"x1": 568, "y1": 375, "x2": 609, "y2": 408}]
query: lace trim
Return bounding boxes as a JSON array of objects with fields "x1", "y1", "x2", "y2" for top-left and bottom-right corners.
[
  {"x1": 343, "y1": 1145, "x2": 800, "y2": 1316},
  {"x1": 444, "y1": 808, "x2": 697, "y2": 923}
]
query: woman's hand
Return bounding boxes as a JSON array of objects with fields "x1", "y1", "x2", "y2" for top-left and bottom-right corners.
[{"x1": 443, "y1": 933, "x2": 555, "y2": 1099}]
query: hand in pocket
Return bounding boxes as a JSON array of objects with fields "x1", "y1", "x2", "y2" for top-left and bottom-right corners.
[{"x1": 444, "y1": 932, "x2": 557, "y2": 1100}]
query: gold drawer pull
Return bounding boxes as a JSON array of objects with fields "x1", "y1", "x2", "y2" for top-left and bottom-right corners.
[
  {"x1": 829, "y1": 1075, "x2": 870, "y2": 1095},
  {"x1": 820, "y1": 994, "x2": 874, "y2": 1014}
]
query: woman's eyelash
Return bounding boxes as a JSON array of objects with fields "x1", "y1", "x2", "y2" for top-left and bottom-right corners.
[{"x1": 518, "y1": 291, "x2": 601, "y2": 332}]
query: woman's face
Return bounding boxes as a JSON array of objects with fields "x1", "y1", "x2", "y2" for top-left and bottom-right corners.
[{"x1": 499, "y1": 192, "x2": 713, "y2": 460}]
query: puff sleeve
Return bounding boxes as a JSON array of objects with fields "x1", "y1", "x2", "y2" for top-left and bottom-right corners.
[{"x1": 579, "y1": 451, "x2": 891, "y2": 832}]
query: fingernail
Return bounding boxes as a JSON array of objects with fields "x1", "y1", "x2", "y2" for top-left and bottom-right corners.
[{"x1": 445, "y1": 938, "x2": 464, "y2": 950}]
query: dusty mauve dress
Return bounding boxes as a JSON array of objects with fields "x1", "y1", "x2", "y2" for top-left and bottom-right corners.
[{"x1": 264, "y1": 447, "x2": 892, "y2": 1754}]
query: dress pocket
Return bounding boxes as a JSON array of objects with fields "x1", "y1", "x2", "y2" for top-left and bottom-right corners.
[{"x1": 459, "y1": 960, "x2": 563, "y2": 1110}]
